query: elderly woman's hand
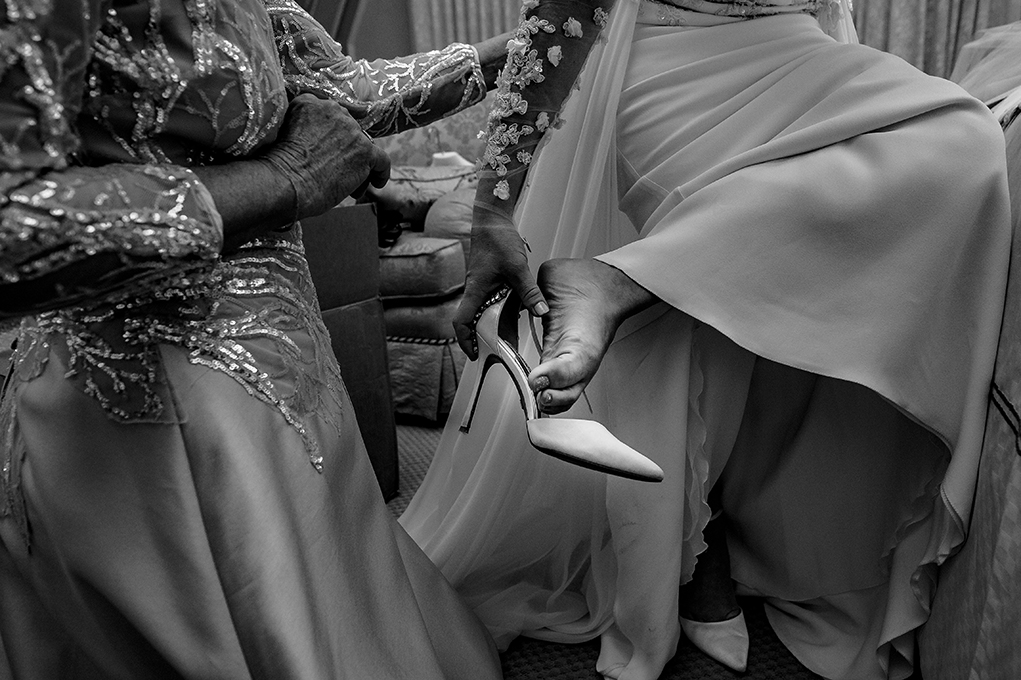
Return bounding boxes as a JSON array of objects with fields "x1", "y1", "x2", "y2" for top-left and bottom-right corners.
[
  {"x1": 262, "y1": 94, "x2": 392, "y2": 220},
  {"x1": 194, "y1": 94, "x2": 392, "y2": 251},
  {"x1": 452, "y1": 208, "x2": 548, "y2": 359}
]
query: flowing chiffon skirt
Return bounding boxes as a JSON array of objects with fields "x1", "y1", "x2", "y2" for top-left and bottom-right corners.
[
  {"x1": 401, "y1": 9, "x2": 1010, "y2": 680},
  {"x1": 0, "y1": 327, "x2": 500, "y2": 678}
]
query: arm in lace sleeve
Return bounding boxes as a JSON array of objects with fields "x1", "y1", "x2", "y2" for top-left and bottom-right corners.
[
  {"x1": 0, "y1": 0, "x2": 224, "y2": 318},
  {"x1": 265, "y1": 0, "x2": 491, "y2": 136},
  {"x1": 475, "y1": 0, "x2": 616, "y2": 222}
]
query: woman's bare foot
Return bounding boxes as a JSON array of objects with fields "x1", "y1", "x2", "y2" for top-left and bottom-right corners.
[
  {"x1": 528, "y1": 258, "x2": 655, "y2": 414},
  {"x1": 678, "y1": 514, "x2": 741, "y2": 623}
]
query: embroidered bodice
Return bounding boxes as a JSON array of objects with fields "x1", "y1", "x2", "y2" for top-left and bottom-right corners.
[{"x1": 0, "y1": 0, "x2": 486, "y2": 473}]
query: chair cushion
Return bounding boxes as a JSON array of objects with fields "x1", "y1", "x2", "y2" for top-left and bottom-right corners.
[
  {"x1": 387, "y1": 337, "x2": 467, "y2": 421},
  {"x1": 379, "y1": 233, "x2": 465, "y2": 301},
  {"x1": 364, "y1": 165, "x2": 476, "y2": 230},
  {"x1": 383, "y1": 294, "x2": 461, "y2": 340}
]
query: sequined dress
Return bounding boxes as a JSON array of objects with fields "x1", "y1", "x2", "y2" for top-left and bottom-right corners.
[{"x1": 0, "y1": 1, "x2": 501, "y2": 677}]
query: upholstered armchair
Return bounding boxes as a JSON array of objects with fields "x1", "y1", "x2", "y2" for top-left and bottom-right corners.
[{"x1": 366, "y1": 94, "x2": 494, "y2": 421}]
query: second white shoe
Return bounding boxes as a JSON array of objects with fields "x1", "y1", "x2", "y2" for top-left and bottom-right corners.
[{"x1": 679, "y1": 610, "x2": 749, "y2": 673}]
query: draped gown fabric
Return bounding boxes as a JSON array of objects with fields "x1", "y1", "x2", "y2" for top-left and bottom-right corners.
[
  {"x1": 919, "y1": 32, "x2": 1021, "y2": 680},
  {"x1": 0, "y1": 0, "x2": 501, "y2": 677},
  {"x1": 400, "y1": 3, "x2": 1012, "y2": 680}
]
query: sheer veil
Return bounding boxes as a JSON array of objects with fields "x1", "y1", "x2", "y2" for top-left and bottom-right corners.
[
  {"x1": 950, "y1": 19, "x2": 1021, "y2": 126},
  {"x1": 818, "y1": 0, "x2": 858, "y2": 45},
  {"x1": 952, "y1": 20, "x2": 1021, "y2": 107},
  {"x1": 512, "y1": 0, "x2": 858, "y2": 266}
]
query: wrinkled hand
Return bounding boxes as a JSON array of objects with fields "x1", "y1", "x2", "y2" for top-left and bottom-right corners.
[
  {"x1": 452, "y1": 209, "x2": 548, "y2": 359},
  {"x1": 262, "y1": 94, "x2": 391, "y2": 220}
]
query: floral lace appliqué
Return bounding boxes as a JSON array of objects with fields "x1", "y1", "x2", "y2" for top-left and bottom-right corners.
[
  {"x1": 481, "y1": 122, "x2": 536, "y2": 180},
  {"x1": 563, "y1": 18, "x2": 584, "y2": 37}
]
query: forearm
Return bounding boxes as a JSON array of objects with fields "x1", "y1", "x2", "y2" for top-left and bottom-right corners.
[
  {"x1": 0, "y1": 165, "x2": 223, "y2": 317},
  {"x1": 268, "y1": 1, "x2": 493, "y2": 135},
  {"x1": 191, "y1": 160, "x2": 295, "y2": 252},
  {"x1": 475, "y1": 0, "x2": 616, "y2": 220}
]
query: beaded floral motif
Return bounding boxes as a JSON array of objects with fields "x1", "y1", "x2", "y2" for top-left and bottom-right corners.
[
  {"x1": 520, "y1": 0, "x2": 541, "y2": 19},
  {"x1": 494, "y1": 179, "x2": 511, "y2": 200},
  {"x1": 547, "y1": 45, "x2": 563, "y2": 67},
  {"x1": 0, "y1": 165, "x2": 223, "y2": 287},
  {"x1": 0, "y1": 7, "x2": 85, "y2": 167},
  {"x1": 481, "y1": 122, "x2": 535, "y2": 178},
  {"x1": 476, "y1": 0, "x2": 615, "y2": 210},
  {"x1": 480, "y1": 11, "x2": 563, "y2": 199},
  {"x1": 563, "y1": 18, "x2": 584, "y2": 37},
  {"x1": 2, "y1": 230, "x2": 343, "y2": 500},
  {"x1": 500, "y1": 92, "x2": 530, "y2": 118},
  {"x1": 83, "y1": 0, "x2": 287, "y2": 167},
  {"x1": 269, "y1": 0, "x2": 486, "y2": 136},
  {"x1": 151, "y1": 233, "x2": 345, "y2": 473}
]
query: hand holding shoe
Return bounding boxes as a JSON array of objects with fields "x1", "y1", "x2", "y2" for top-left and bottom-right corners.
[{"x1": 453, "y1": 208, "x2": 548, "y2": 359}]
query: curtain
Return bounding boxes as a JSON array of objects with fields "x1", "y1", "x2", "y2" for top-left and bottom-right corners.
[
  {"x1": 854, "y1": 0, "x2": 1021, "y2": 77},
  {"x1": 409, "y1": 0, "x2": 520, "y2": 51},
  {"x1": 410, "y1": 1, "x2": 1021, "y2": 77},
  {"x1": 297, "y1": 0, "x2": 362, "y2": 45}
]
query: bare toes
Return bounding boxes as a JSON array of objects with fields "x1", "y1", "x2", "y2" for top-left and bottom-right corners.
[{"x1": 530, "y1": 257, "x2": 636, "y2": 412}]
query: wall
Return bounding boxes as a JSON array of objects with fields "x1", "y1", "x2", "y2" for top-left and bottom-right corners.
[
  {"x1": 349, "y1": 0, "x2": 1021, "y2": 77},
  {"x1": 407, "y1": 0, "x2": 520, "y2": 52},
  {"x1": 346, "y1": 0, "x2": 416, "y2": 59}
]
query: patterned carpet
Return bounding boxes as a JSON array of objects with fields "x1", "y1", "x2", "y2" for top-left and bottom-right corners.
[{"x1": 387, "y1": 421, "x2": 824, "y2": 680}]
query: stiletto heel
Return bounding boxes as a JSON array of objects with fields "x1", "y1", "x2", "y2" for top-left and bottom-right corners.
[
  {"x1": 459, "y1": 341, "x2": 499, "y2": 435},
  {"x1": 460, "y1": 287, "x2": 664, "y2": 483}
]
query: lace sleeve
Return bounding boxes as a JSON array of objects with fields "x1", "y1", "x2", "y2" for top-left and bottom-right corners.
[
  {"x1": 265, "y1": 0, "x2": 487, "y2": 136},
  {"x1": 0, "y1": 0, "x2": 224, "y2": 318},
  {"x1": 474, "y1": 0, "x2": 616, "y2": 221}
]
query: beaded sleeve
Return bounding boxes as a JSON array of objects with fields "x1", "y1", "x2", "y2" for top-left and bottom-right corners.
[
  {"x1": 475, "y1": 0, "x2": 617, "y2": 221},
  {"x1": 265, "y1": 0, "x2": 487, "y2": 137},
  {"x1": 0, "y1": 0, "x2": 224, "y2": 319}
]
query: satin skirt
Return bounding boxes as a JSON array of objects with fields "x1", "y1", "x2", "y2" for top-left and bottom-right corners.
[
  {"x1": 401, "y1": 11, "x2": 1011, "y2": 680},
  {"x1": 0, "y1": 338, "x2": 501, "y2": 679}
]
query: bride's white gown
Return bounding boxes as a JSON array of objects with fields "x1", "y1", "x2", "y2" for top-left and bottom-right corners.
[{"x1": 401, "y1": 3, "x2": 1011, "y2": 680}]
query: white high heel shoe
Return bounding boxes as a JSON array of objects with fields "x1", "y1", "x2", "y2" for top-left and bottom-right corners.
[
  {"x1": 679, "y1": 510, "x2": 749, "y2": 672},
  {"x1": 679, "y1": 610, "x2": 749, "y2": 673},
  {"x1": 460, "y1": 287, "x2": 664, "y2": 483}
]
